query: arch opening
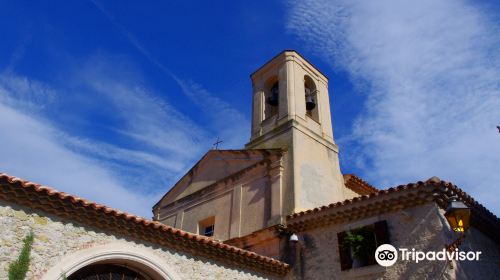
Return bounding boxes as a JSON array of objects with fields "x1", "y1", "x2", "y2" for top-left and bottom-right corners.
[
  {"x1": 264, "y1": 76, "x2": 279, "y2": 119},
  {"x1": 41, "y1": 243, "x2": 181, "y2": 280},
  {"x1": 304, "y1": 75, "x2": 319, "y2": 122},
  {"x1": 69, "y1": 263, "x2": 152, "y2": 280}
]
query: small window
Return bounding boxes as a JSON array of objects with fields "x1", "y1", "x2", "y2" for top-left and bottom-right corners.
[
  {"x1": 198, "y1": 216, "x2": 215, "y2": 237},
  {"x1": 337, "y1": 220, "x2": 390, "y2": 270},
  {"x1": 203, "y1": 225, "x2": 215, "y2": 237}
]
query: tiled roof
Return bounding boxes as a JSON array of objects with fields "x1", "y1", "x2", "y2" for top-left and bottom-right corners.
[
  {"x1": 0, "y1": 173, "x2": 290, "y2": 276},
  {"x1": 224, "y1": 224, "x2": 285, "y2": 250},
  {"x1": 288, "y1": 177, "x2": 500, "y2": 241},
  {"x1": 343, "y1": 174, "x2": 378, "y2": 195}
]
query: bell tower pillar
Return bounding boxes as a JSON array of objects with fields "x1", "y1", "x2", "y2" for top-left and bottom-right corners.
[{"x1": 246, "y1": 50, "x2": 346, "y2": 214}]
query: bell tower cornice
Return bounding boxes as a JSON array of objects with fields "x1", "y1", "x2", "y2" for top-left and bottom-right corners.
[{"x1": 250, "y1": 50, "x2": 329, "y2": 84}]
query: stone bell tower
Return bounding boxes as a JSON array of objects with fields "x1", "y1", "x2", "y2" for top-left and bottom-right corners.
[{"x1": 246, "y1": 50, "x2": 347, "y2": 214}]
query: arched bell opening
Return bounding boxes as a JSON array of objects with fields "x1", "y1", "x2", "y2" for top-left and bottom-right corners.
[
  {"x1": 264, "y1": 76, "x2": 279, "y2": 119},
  {"x1": 304, "y1": 75, "x2": 319, "y2": 122}
]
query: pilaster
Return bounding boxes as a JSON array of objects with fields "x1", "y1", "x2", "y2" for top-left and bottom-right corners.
[{"x1": 267, "y1": 155, "x2": 284, "y2": 226}]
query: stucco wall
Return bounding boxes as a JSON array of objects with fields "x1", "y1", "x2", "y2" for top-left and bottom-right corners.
[
  {"x1": 181, "y1": 191, "x2": 233, "y2": 239},
  {"x1": 0, "y1": 200, "x2": 280, "y2": 280},
  {"x1": 291, "y1": 203, "x2": 500, "y2": 280},
  {"x1": 240, "y1": 176, "x2": 271, "y2": 236},
  {"x1": 161, "y1": 152, "x2": 265, "y2": 204},
  {"x1": 157, "y1": 163, "x2": 272, "y2": 241},
  {"x1": 292, "y1": 130, "x2": 345, "y2": 212}
]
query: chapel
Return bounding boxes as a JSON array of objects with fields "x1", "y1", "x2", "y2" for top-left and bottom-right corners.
[
  {"x1": 152, "y1": 50, "x2": 500, "y2": 276},
  {"x1": 0, "y1": 50, "x2": 499, "y2": 280},
  {"x1": 153, "y1": 50, "x2": 362, "y2": 258}
]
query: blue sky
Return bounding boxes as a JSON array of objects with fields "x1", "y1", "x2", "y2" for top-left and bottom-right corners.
[{"x1": 1, "y1": 0, "x2": 499, "y2": 217}]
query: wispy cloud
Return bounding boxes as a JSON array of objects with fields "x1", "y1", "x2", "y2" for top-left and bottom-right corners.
[
  {"x1": 75, "y1": 56, "x2": 208, "y2": 160},
  {"x1": 0, "y1": 80, "x2": 155, "y2": 217},
  {"x1": 287, "y1": 0, "x2": 500, "y2": 213},
  {"x1": 172, "y1": 77, "x2": 249, "y2": 148},
  {"x1": 0, "y1": 59, "x2": 207, "y2": 217},
  {"x1": 0, "y1": 45, "x2": 250, "y2": 217},
  {"x1": 90, "y1": 0, "x2": 250, "y2": 149},
  {"x1": 0, "y1": 72, "x2": 56, "y2": 110}
]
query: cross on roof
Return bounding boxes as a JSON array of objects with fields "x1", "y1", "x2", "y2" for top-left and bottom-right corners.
[{"x1": 212, "y1": 137, "x2": 223, "y2": 150}]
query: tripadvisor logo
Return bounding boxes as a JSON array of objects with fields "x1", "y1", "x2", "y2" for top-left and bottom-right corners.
[
  {"x1": 375, "y1": 244, "x2": 482, "y2": 267},
  {"x1": 375, "y1": 244, "x2": 398, "y2": 266}
]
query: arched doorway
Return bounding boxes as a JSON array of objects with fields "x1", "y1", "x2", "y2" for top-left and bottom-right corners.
[
  {"x1": 69, "y1": 263, "x2": 152, "y2": 280},
  {"x1": 41, "y1": 243, "x2": 181, "y2": 280}
]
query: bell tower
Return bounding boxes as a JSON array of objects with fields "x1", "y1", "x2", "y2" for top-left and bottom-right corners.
[{"x1": 246, "y1": 50, "x2": 347, "y2": 213}]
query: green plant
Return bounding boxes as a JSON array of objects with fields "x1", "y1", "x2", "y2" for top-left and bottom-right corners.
[
  {"x1": 8, "y1": 231, "x2": 34, "y2": 280},
  {"x1": 341, "y1": 227, "x2": 375, "y2": 259}
]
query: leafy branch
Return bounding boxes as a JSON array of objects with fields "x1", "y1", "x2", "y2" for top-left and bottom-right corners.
[
  {"x1": 8, "y1": 231, "x2": 34, "y2": 280},
  {"x1": 341, "y1": 227, "x2": 375, "y2": 259}
]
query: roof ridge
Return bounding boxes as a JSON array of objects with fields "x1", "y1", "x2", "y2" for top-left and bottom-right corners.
[{"x1": 343, "y1": 174, "x2": 378, "y2": 195}]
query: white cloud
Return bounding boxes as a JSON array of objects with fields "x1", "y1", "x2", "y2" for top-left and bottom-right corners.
[
  {"x1": 90, "y1": 1, "x2": 250, "y2": 150},
  {"x1": 0, "y1": 49, "x2": 252, "y2": 217},
  {"x1": 0, "y1": 68, "x2": 205, "y2": 217},
  {"x1": 172, "y1": 77, "x2": 250, "y2": 149},
  {"x1": 0, "y1": 100, "x2": 156, "y2": 217},
  {"x1": 76, "y1": 58, "x2": 208, "y2": 160},
  {"x1": 63, "y1": 136, "x2": 185, "y2": 173},
  {"x1": 287, "y1": 0, "x2": 500, "y2": 214},
  {"x1": 0, "y1": 72, "x2": 56, "y2": 110}
]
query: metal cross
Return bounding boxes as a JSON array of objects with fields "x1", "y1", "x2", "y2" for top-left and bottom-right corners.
[{"x1": 213, "y1": 137, "x2": 223, "y2": 150}]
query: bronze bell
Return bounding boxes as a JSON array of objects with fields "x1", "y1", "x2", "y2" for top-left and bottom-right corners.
[
  {"x1": 267, "y1": 82, "x2": 279, "y2": 106},
  {"x1": 306, "y1": 91, "x2": 316, "y2": 111}
]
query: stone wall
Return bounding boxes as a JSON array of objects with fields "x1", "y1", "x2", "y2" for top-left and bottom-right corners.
[
  {"x1": 0, "y1": 200, "x2": 280, "y2": 280},
  {"x1": 291, "y1": 202, "x2": 500, "y2": 280}
]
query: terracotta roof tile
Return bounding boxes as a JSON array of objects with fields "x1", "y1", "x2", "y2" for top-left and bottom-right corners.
[
  {"x1": 0, "y1": 173, "x2": 290, "y2": 276},
  {"x1": 288, "y1": 177, "x2": 499, "y2": 241},
  {"x1": 343, "y1": 174, "x2": 379, "y2": 195}
]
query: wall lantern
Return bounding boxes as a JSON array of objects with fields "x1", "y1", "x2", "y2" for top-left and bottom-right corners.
[{"x1": 444, "y1": 196, "x2": 470, "y2": 232}]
